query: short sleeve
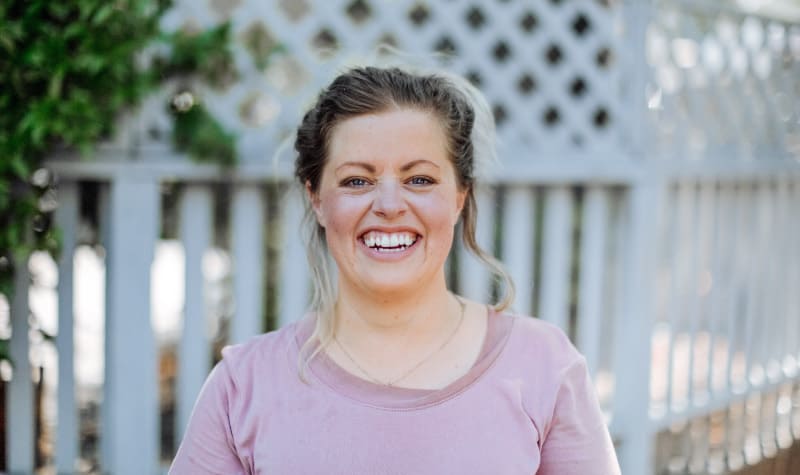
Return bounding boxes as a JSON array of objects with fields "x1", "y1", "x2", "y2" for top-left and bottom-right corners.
[
  {"x1": 169, "y1": 360, "x2": 248, "y2": 475},
  {"x1": 538, "y1": 356, "x2": 621, "y2": 475}
]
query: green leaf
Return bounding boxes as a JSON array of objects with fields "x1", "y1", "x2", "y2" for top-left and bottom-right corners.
[
  {"x1": 9, "y1": 156, "x2": 30, "y2": 179},
  {"x1": 92, "y1": 4, "x2": 114, "y2": 25},
  {"x1": 48, "y1": 69, "x2": 64, "y2": 98}
]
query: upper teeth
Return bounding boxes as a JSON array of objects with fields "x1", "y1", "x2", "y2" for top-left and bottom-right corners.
[{"x1": 363, "y1": 232, "x2": 416, "y2": 248}]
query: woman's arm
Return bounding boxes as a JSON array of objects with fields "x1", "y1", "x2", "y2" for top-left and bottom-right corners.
[
  {"x1": 169, "y1": 360, "x2": 249, "y2": 474},
  {"x1": 538, "y1": 356, "x2": 621, "y2": 475}
]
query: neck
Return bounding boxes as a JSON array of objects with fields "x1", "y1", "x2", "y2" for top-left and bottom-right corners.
[{"x1": 334, "y1": 272, "x2": 455, "y2": 342}]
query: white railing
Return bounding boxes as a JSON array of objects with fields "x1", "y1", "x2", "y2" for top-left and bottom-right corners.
[{"x1": 4, "y1": 0, "x2": 800, "y2": 474}]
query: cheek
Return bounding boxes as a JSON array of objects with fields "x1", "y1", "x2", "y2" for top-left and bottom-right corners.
[
  {"x1": 410, "y1": 192, "x2": 460, "y2": 243},
  {"x1": 319, "y1": 193, "x2": 366, "y2": 240}
]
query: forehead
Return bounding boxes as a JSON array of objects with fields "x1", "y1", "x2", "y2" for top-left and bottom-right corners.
[{"x1": 326, "y1": 108, "x2": 450, "y2": 169}]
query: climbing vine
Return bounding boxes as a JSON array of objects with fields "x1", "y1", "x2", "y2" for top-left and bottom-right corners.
[{"x1": 0, "y1": 0, "x2": 241, "y2": 361}]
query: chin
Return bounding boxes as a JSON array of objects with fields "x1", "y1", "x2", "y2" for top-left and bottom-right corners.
[{"x1": 356, "y1": 270, "x2": 431, "y2": 297}]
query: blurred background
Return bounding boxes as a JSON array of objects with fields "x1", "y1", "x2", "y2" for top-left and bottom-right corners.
[{"x1": 1, "y1": 0, "x2": 800, "y2": 473}]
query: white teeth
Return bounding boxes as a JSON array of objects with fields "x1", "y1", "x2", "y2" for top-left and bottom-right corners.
[{"x1": 362, "y1": 232, "x2": 418, "y2": 250}]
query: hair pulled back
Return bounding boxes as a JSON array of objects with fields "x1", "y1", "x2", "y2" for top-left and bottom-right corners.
[
  {"x1": 293, "y1": 66, "x2": 514, "y2": 372},
  {"x1": 296, "y1": 67, "x2": 475, "y2": 194}
]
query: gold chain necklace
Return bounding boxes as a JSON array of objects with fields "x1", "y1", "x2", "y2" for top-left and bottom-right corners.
[{"x1": 333, "y1": 295, "x2": 466, "y2": 387}]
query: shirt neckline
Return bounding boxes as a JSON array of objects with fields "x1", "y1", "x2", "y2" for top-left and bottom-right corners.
[{"x1": 291, "y1": 307, "x2": 515, "y2": 411}]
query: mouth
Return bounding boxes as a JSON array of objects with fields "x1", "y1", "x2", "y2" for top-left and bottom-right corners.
[{"x1": 359, "y1": 231, "x2": 420, "y2": 253}]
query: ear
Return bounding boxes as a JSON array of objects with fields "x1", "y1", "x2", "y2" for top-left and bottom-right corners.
[
  {"x1": 306, "y1": 180, "x2": 326, "y2": 228},
  {"x1": 454, "y1": 186, "x2": 468, "y2": 223}
]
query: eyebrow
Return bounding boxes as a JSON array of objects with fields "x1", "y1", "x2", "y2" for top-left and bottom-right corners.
[{"x1": 335, "y1": 159, "x2": 440, "y2": 173}]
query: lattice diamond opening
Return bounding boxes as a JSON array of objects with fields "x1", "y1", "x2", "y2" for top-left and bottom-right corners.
[
  {"x1": 493, "y1": 40, "x2": 512, "y2": 63},
  {"x1": 408, "y1": 3, "x2": 431, "y2": 28},
  {"x1": 434, "y1": 36, "x2": 457, "y2": 56},
  {"x1": 312, "y1": 28, "x2": 339, "y2": 59},
  {"x1": 493, "y1": 104, "x2": 508, "y2": 126},
  {"x1": 596, "y1": 47, "x2": 613, "y2": 68},
  {"x1": 346, "y1": 0, "x2": 372, "y2": 25},
  {"x1": 278, "y1": 0, "x2": 310, "y2": 22},
  {"x1": 570, "y1": 77, "x2": 588, "y2": 98},
  {"x1": 543, "y1": 106, "x2": 561, "y2": 127},
  {"x1": 242, "y1": 22, "x2": 278, "y2": 71},
  {"x1": 466, "y1": 7, "x2": 487, "y2": 30},
  {"x1": 520, "y1": 11, "x2": 539, "y2": 33},
  {"x1": 572, "y1": 13, "x2": 592, "y2": 37},
  {"x1": 209, "y1": 0, "x2": 241, "y2": 19},
  {"x1": 517, "y1": 74, "x2": 537, "y2": 95},
  {"x1": 546, "y1": 44, "x2": 565, "y2": 66}
]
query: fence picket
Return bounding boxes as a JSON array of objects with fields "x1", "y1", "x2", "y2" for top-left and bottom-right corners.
[
  {"x1": 577, "y1": 186, "x2": 609, "y2": 376},
  {"x1": 786, "y1": 183, "x2": 800, "y2": 374},
  {"x1": 668, "y1": 182, "x2": 694, "y2": 411},
  {"x1": 177, "y1": 186, "x2": 213, "y2": 441},
  {"x1": 279, "y1": 189, "x2": 310, "y2": 326},
  {"x1": 231, "y1": 185, "x2": 266, "y2": 342},
  {"x1": 457, "y1": 186, "x2": 496, "y2": 302},
  {"x1": 745, "y1": 184, "x2": 769, "y2": 388},
  {"x1": 7, "y1": 257, "x2": 34, "y2": 473},
  {"x1": 102, "y1": 177, "x2": 160, "y2": 475},
  {"x1": 692, "y1": 182, "x2": 715, "y2": 405},
  {"x1": 705, "y1": 183, "x2": 723, "y2": 398},
  {"x1": 54, "y1": 181, "x2": 79, "y2": 473},
  {"x1": 538, "y1": 186, "x2": 572, "y2": 331},
  {"x1": 761, "y1": 181, "x2": 780, "y2": 382},
  {"x1": 501, "y1": 185, "x2": 537, "y2": 316},
  {"x1": 715, "y1": 184, "x2": 737, "y2": 395}
]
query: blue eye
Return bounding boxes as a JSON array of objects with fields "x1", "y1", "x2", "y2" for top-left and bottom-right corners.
[
  {"x1": 342, "y1": 177, "x2": 370, "y2": 187},
  {"x1": 409, "y1": 176, "x2": 435, "y2": 186}
]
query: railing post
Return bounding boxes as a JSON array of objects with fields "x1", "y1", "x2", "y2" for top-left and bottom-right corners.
[
  {"x1": 616, "y1": 0, "x2": 657, "y2": 472},
  {"x1": 101, "y1": 173, "x2": 160, "y2": 474},
  {"x1": 7, "y1": 256, "x2": 34, "y2": 474},
  {"x1": 612, "y1": 179, "x2": 664, "y2": 474}
]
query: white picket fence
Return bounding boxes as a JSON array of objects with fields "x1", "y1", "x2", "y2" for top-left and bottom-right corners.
[{"x1": 5, "y1": 0, "x2": 800, "y2": 473}]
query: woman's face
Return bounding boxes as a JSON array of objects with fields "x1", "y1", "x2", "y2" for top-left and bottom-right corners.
[{"x1": 309, "y1": 108, "x2": 466, "y2": 298}]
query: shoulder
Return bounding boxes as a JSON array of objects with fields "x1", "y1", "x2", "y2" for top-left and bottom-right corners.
[
  {"x1": 500, "y1": 312, "x2": 583, "y2": 371},
  {"x1": 490, "y1": 312, "x2": 589, "y2": 409},
  {"x1": 216, "y1": 322, "x2": 300, "y2": 388}
]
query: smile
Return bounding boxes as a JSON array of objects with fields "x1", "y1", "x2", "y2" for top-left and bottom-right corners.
[{"x1": 360, "y1": 231, "x2": 419, "y2": 252}]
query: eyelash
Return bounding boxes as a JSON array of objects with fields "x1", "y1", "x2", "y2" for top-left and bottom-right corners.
[{"x1": 408, "y1": 176, "x2": 435, "y2": 186}]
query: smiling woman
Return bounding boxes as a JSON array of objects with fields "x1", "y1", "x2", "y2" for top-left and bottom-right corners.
[{"x1": 170, "y1": 67, "x2": 621, "y2": 474}]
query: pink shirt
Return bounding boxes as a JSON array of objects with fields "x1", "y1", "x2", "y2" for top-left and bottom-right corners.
[{"x1": 170, "y1": 311, "x2": 620, "y2": 474}]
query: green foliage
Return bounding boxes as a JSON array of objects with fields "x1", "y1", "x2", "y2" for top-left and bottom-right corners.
[
  {"x1": 0, "y1": 0, "x2": 241, "y2": 362},
  {"x1": 157, "y1": 23, "x2": 239, "y2": 89},
  {"x1": 172, "y1": 101, "x2": 237, "y2": 166}
]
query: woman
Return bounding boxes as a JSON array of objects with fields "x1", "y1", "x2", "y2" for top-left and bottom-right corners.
[{"x1": 170, "y1": 67, "x2": 620, "y2": 474}]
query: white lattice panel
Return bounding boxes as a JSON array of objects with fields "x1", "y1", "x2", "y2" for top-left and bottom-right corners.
[
  {"x1": 646, "y1": 0, "x2": 800, "y2": 161},
  {"x1": 120, "y1": 0, "x2": 626, "y2": 163}
]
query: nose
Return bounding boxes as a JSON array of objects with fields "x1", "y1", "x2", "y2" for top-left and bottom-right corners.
[{"x1": 371, "y1": 180, "x2": 407, "y2": 219}]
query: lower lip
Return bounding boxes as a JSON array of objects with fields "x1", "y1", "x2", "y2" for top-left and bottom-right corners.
[{"x1": 359, "y1": 238, "x2": 420, "y2": 261}]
